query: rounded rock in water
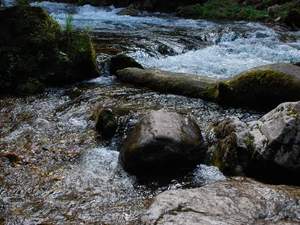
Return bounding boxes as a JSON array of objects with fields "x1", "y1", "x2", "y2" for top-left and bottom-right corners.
[{"x1": 119, "y1": 109, "x2": 207, "y2": 176}]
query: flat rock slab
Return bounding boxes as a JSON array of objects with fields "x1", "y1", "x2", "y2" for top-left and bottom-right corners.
[
  {"x1": 141, "y1": 178, "x2": 300, "y2": 225},
  {"x1": 116, "y1": 67, "x2": 219, "y2": 100}
]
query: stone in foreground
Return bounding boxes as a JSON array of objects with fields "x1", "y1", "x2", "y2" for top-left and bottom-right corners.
[
  {"x1": 141, "y1": 178, "x2": 300, "y2": 225},
  {"x1": 119, "y1": 110, "x2": 206, "y2": 175},
  {"x1": 211, "y1": 101, "x2": 300, "y2": 184}
]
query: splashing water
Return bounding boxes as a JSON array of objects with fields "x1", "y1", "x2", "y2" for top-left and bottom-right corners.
[
  {"x1": 33, "y1": 1, "x2": 300, "y2": 78},
  {"x1": 138, "y1": 26, "x2": 300, "y2": 78},
  {"x1": 193, "y1": 164, "x2": 226, "y2": 186}
]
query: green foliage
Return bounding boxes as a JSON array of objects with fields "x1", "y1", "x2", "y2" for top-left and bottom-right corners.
[
  {"x1": 178, "y1": 0, "x2": 300, "y2": 26},
  {"x1": 0, "y1": 6, "x2": 98, "y2": 95},
  {"x1": 178, "y1": 0, "x2": 269, "y2": 21}
]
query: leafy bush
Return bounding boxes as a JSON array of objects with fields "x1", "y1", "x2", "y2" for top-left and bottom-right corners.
[{"x1": 178, "y1": 0, "x2": 269, "y2": 21}]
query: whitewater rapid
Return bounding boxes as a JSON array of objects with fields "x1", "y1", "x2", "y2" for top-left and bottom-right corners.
[{"x1": 32, "y1": 1, "x2": 300, "y2": 78}]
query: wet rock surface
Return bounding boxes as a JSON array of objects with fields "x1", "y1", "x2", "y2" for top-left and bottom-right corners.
[
  {"x1": 0, "y1": 81, "x2": 262, "y2": 224},
  {"x1": 141, "y1": 177, "x2": 300, "y2": 225},
  {"x1": 116, "y1": 68, "x2": 218, "y2": 101},
  {"x1": 117, "y1": 64, "x2": 300, "y2": 110},
  {"x1": 211, "y1": 101, "x2": 300, "y2": 184},
  {"x1": 120, "y1": 110, "x2": 206, "y2": 175},
  {"x1": 94, "y1": 107, "x2": 118, "y2": 140}
]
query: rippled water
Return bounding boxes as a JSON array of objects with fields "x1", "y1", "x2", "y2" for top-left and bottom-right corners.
[
  {"x1": 0, "y1": 82, "x2": 261, "y2": 224},
  {"x1": 33, "y1": 1, "x2": 300, "y2": 78}
]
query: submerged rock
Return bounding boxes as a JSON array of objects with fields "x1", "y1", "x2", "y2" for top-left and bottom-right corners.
[
  {"x1": 109, "y1": 54, "x2": 143, "y2": 75},
  {"x1": 119, "y1": 110, "x2": 207, "y2": 175},
  {"x1": 116, "y1": 68, "x2": 219, "y2": 101},
  {"x1": 218, "y1": 63, "x2": 300, "y2": 110},
  {"x1": 211, "y1": 101, "x2": 300, "y2": 184},
  {"x1": 95, "y1": 108, "x2": 118, "y2": 140},
  {"x1": 141, "y1": 178, "x2": 300, "y2": 225},
  {"x1": 0, "y1": 6, "x2": 99, "y2": 95}
]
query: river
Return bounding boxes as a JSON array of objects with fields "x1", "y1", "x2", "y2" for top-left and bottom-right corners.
[{"x1": 1, "y1": 2, "x2": 300, "y2": 224}]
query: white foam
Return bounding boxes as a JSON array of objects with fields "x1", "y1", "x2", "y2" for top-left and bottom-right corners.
[
  {"x1": 32, "y1": 1, "x2": 300, "y2": 78},
  {"x1": 31, "y1": 1, "x2": 216, "y2": 30},
  {"x1": 193, "y1": 164, "x2": 226, "y2": 186},
  {"x1": 135, "y1": 28, "x2": 300, "y2": 78}
]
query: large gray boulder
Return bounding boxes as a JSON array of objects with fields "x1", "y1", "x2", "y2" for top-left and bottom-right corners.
[
  {"x1": 211, "y1": 101, "x2": 300, "y2": 183},
  {"x1": 141, "y1": 178, "x2": 300, "y2": 225},
  {"x1": 119, "y1": 110, "x2": 207, "y2": 175}
]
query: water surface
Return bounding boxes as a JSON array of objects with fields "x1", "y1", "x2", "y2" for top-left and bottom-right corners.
[{"x1": 33, "y1": 1, "x2": 300, "y2": 78}]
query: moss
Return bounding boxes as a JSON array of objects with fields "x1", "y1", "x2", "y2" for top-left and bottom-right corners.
[
  {"x1": 210, "y1": 121, "x2": 241, "y2": 174},
  {"x1": 287, "y1": 105, "x2": 300, "y2": 118},
  {"x1": 217, "y1": 69, "x2": 300, "y2": 110},
  {"x1": 210, "y1": 120, "x2": 255, "y2": 176},
  {"x1": 244, "y1": 134, "x2": 255, "y2": 150},
  {"x1": 177, "y1": 0, "x2": 269, "y2": 21},
  {"x1": 0, "y1": 6, "x2": 98, "y2": 95}
]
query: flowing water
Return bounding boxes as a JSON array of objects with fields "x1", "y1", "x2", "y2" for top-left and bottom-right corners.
[
  {"x1": 1, "y1": 2, "x2": 300, "y2": 224},
  {"x1": 33, "y1": 1, "x2": 300, "y2": 78}
]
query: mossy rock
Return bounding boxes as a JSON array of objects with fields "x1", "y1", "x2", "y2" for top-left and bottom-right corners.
[
  {"x1": 0, "y1": 6, "x2": 98, "y2": 95},
  {"x1": 210, "y1": 103, "x2": 300, "y2": 185},
  {"x1": 210, "y1": 119, "x2": 255, "y2": 175},
  {"x1": 217, "y1": 64, "x2": 300, "y2": 110}
]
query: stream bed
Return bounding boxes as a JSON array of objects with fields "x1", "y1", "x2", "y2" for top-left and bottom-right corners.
[{"x1": 1, "y1": 2, "x2": 300, "y2": 224}]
